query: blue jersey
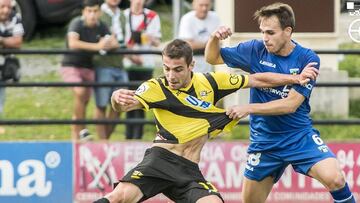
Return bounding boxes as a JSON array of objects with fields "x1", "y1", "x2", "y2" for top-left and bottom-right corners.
[{"x1": 220, "y1": 39, "x2": 320, "y2": 151}]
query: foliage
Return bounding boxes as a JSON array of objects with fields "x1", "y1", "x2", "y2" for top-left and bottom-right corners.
[{"x1": 339, "y1": 42, "x2": 360, "y2": 77}]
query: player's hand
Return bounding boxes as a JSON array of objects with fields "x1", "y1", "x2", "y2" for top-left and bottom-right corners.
[
  {"x1": 211, "y1": 26, "x2": 232, "y2": 40},
  {"x1": 226, "y1": 105, "x2": 250, "y2": 120},
  {"x1": 298, "y1": 62, "x2": 319, "y2": 85},
  {"x1": 111, "y1": 89, "x2": 137, "y2": 106}
]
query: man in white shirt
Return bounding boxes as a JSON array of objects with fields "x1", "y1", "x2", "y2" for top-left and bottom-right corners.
[{"x1": 178, "y1": 0, "x2": 220, "y2": 73}]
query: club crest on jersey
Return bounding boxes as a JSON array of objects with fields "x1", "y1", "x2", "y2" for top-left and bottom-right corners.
[
  {"x1": 135, "y1": 84, "x2": 149, "y2": 95},
  {"x1": 259, "y1": 60, "x2": 276, "y2": 68},
  {"x1": 186, "y1": 95, "x2": 211, "y2": 109},
  {"x1": 289, "y1": 68, "x2": 299, "y2": 75},
  {"x1": 229, "y1": 74, "x2": 240, "y2": 85}
]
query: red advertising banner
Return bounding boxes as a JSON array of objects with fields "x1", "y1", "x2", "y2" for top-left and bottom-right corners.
[{"x1": 74, "y1": 142, "x2": 360, "y2": 203}]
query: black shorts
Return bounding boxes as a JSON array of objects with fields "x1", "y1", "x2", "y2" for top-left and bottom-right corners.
[{"x1": 119, "y1": 146, "x2": 223, "y2": 203}]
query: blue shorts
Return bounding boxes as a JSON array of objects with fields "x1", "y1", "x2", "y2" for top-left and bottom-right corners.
[
  {"x1": 95, "y1": 67, "x2": 128, "y2": 108},
  {"x1": 244, "y1": 130, "x2": 336, "y2": 183}
]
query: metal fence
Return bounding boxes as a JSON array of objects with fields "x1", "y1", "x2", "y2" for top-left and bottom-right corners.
[{"x1": 1, "y1": 48, "x2": 360, "y2": 126}]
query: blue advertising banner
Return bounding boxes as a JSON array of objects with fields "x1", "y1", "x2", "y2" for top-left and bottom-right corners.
[{"x1": 0, "y1": 142, "x2": 72, "y2": 203}]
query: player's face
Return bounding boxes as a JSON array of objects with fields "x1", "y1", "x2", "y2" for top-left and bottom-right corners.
[
  {"x1": 0, "y1": 0, "x2": 12, "y2": 22},
  {"x1": 163, "y1": 55, "x2": 193, "y2": 90},
  {"x1": 259, "y1": 15, "x2": 292, "y2": 55},
  {"x1": 193, "y1": 0, "x2": 211, "y2": 19},
  {"x1": 82, "y1": 5, "x2": 101, "y2": 27}
]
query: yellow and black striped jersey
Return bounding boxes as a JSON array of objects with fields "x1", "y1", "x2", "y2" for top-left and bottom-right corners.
[{"x1": 134, "y1": 72, "x2": 249, "y2": 144}]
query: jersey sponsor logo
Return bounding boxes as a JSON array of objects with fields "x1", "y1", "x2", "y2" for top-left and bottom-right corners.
[
  {"x1": 318, "y1": 145, "x2": 329, "y2": 153},
  {"x1": 289, "y1": 68, "x2": 299, "y2": 75},
  {"x1": 303, "y1": 83, "x2": 313, "y2": 90},
  {"x1": 259, "y1": 60, "x2": 276, "y2": 68},
  {"x1": 131, "y1": 170, "x2": 143, "y2": 179},
  {"x1": 185, "y1": 95, "x2": 211, "y2": 109},
  {"x1": 135, "y1": 84, "x2": 149, "y2": 95},
  {"x1": 229, "y1": 74, "x2": 240, "y2": 85},
  {"x1": 245, "y1": 152, "x2": 261, "y2": 171},
  {"x1": 260, "y1": 87, "x2": 289, "y2": 98},
  {"x1": 199, "y1": 90, "x2": 212, "y2": 97},
  {"x1": 198, "y1": 181, "x2": 218, "y2": 193}
]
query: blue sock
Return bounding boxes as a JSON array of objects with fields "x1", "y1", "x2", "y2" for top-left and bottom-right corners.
[{"x1": 330, "y1": 183, "x2": 355, "y2": 203}]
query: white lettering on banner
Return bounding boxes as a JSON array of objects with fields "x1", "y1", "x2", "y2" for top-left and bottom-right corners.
[
  {"x1": 205, "y1": 162, "x2": 225, "y2": 187},
  {"x1": 298, "y1": 173, "x2": 306, "y2": 188},
  {"x1": 201, "y1": 145, "x2": 224, "y2": 161},
  {"x1": 225, "y1": 162, "x2": 245, "y2": 188},
  {"x1": 124, "y1": 162, "x2": 139, "y2": 174},
  {"x1": 0, "y1": 153, "x2": 58, "y2": 197},
  {"x1": 0, "y1": 160, "x2": 17, "y2": 195},
  {"x1": 123, "y1": 145, "x2": 147, "y2": 174},
  {"x1": 17, "y1": 160, "x2": 52, "y2": 197},
  {"x1": 202, "y1": 161, "x2": 246, "y2": 189},
  {"x1": 229, "y1": 145, "x2": 247, "y2": 162},
  {"x1": 124, "y1": 145, "x2": 146, "y2": 162},
  {"x1": 337, "y1": 150, "x2": 355, "y2": 168},
  {"x1": 347, "y1": 170, "x2": 354, "y2": 188},
  {"x1": 279, "y1": 167, "x2": 291, "y2": 188},
  {"x1": 273, "y1": 192, "x2": 331, "y2": 201}
]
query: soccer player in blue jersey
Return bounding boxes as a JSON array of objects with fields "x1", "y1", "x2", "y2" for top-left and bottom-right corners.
[{"x1": 205, "y1": 2, "x2": 355, "y2": 203}]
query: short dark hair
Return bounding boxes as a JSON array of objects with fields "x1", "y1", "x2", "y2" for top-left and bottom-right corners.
[
  {"x1": 82, "y1": 0, "x2": 101, "y2": 8},
  {"x1": 254, "y1": 2, "x2": 295, "y2": 32},
  {"x1": 162, "y1": 39, "x2": 193, "y2": 66}
]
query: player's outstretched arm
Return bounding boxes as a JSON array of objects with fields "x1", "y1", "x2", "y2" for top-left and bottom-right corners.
[
  {"x1": 205, "y1": 26, "x2": 232, "y2": 65},
  {"x1": 246, "y1": 62, "x2": 319, "y2": 88},
  {"x1": 227, "y1": 89, "x2": 305, "y2": 119},
  {"x1": 111, "y1": 89, "x2": 143, "y2": 112}
]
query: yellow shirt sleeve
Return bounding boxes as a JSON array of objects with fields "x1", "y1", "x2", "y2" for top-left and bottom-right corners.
[
  {"x1": 211, "y1": 72, "x2": 249, "y2": 90},
  {"x1": 134, "y1": 79, "x2": 167, "y2": 111}
]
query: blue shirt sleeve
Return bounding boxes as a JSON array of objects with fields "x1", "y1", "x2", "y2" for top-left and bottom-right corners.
[
  {"x1": 292, "y1": 50, "x2": 320, "y2": 99},
  {"x1": 220, "y1": 40, "x2": 256, "y2": 73}
]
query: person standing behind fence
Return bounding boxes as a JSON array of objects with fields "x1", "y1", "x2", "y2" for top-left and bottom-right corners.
[
  {"x1": 178, "y1": 0, "x2": 220, "y2": 73},
  {"x1": 60, "y1": 0, "x2": 115, "y2": 141},
  {"x1": 0, "y1": 0, "x2": 23, "y2": 116},
  {"x1": 123, "y1": 0, "x2": 161, "y2": 139},
  {"x1": 93, "y1": 0, "x2": 128, "y2": 140}
]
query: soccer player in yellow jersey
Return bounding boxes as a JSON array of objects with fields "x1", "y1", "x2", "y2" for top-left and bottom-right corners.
[{"x1": 93, "y1": 39, "x2": 318, "y2": 203}]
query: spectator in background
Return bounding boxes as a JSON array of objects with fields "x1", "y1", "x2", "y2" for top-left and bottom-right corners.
[
  {"x1": 60, "y1": 0, "x2": 116, "y2": 141},
  {"x1": 0, "y1": 0, "x2": 24, "y2": 115},
  {"x1": 93, "y1": 0, "x2": 128, "y2": 140},
  {"x1": 123, "y1": 0, "x2": 161, "y2": 139},
  {"x1": 178, "y1": 0, "x2": 220, "y2": 73}
]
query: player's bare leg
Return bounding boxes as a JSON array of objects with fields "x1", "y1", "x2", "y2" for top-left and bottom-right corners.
[
  {"x1": 196, "y1": 195, "x2": 223, "y2": 203},
  {"x1": 242, "y1": 176, "x2": 274, "y2": 203},
  {"x1": 308, "y1": 157, "x2": 345, "y2": 190},
  {"x1": 94, "y1": 182, "x2": 143, "y2": 203},
  {"x1": 308, "y1": 157, "x2": 355, "y2": 202}
]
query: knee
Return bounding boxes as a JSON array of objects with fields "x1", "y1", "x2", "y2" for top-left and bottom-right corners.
[
  {"x1": 105, "y1": 189, "x2": 126, "y2": 203},
  {"x1": 323, "y1": 170, "x2": 346, "y2": 191}
]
